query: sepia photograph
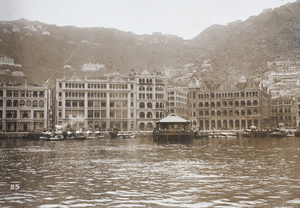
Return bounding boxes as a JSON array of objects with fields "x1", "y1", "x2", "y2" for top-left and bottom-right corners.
[{"x1": 0, "y1": 0, "x2": 300, "y2": 207}]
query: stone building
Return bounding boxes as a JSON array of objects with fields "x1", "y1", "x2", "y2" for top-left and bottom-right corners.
[
  {"x1": 188, "y1": 74, "x2": 271, "y2": 130},
  {"x1": 55, "y1": 70, "x2": 170, "y2": 131},
  {"x1": 133, "y1": 69, "x2": 168, "y2": 131},
  {"x1": 55, "y1": 72, "x2": 136, "y2": 131},
  {"x1": 0, "y1": 80, "x2": 48, "y2": 132},
  {"x1": 167, "y1": 86, "x2": 188, "y2": 119},
  {"x1": 270, "y1": 96, "x2": 296, "y2": 128}
]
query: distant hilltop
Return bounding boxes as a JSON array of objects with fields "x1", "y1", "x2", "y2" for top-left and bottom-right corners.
[{"x1": 0, "y1": 1, "x2": 300, "y2": 86}]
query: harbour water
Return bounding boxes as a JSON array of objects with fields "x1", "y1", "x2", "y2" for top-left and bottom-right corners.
[{"x1": 0, "y1": 136, "x2": 299, "y2": 208}]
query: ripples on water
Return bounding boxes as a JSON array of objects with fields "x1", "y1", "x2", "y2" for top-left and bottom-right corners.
[{"x1": 0, "y1": 136, "x2": 299, "y2": 207}]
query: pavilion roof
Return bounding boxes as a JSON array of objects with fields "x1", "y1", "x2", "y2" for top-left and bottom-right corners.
[{"x1": 157, "y1": 113, "x2": 190, "y2": 123}]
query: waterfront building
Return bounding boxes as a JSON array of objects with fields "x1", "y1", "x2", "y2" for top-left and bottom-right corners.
[
  {"x1": 188, "y1": 74, "x2": 271, "y2": 130},
  {"x1": 270, "y1": 96, "x2": 296, "y2": 129},
  {"x1": 167, "y1": 86, "x2": 188, "y2": 119},
  {"x1": 0, "y1": 79, "x2": 48, "y2": 132},
  {"x1": 55, "y1": 72, "x2": 136, "y2": 131},
  {"x1": 294, "y1": 91, "x2": 300, "y2": 128},
  {"x1": 133, "y1": 69, "x2": 168, "y2": 131}
]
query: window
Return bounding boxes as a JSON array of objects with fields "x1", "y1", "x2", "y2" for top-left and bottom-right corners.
[{"x1": 33, "y1": 100, "x2": 38, "y2": 107}]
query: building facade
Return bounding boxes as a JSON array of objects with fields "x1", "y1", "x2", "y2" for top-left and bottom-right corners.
[
  {"x1": 133, "y1": 69, "x2": 168, "y2": 131},
  {"x1": 55, "y1": 70, "x2": 169, "y2": 131},
  {"x1": 0, "y1": 80, "x2": 48, "y2": 132},
  {"x1": 270, "y1": 96, "x2": 296, "y2": 129},
  {"x1": 55, "y1": 72, "x2": 136, "y2": 131},
  {"x1": 167, "y1": 86, "x2": 188, "y2": 119},
  {"x1": 188, "y1": 75, "x2": 271, "y2": 130}
]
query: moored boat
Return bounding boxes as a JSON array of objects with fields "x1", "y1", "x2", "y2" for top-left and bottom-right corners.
[
  {"x1": 74, "y1": 130, "x2": 86, "y2": 140},
  {"x1": 270, "y1": 128, "x2": 287, "y2": 137},
  {"x1": 286, "y1": 131, "x2": 295, "y2": 137},
  {"x1": 219, "y1": 132, "x2": 238, "y2": 138},
  {"x1": 109, "y1": 128, "x2": 119, "y2": 139},
  {"x1": 85, "y1": 130, "x2": 95, "y2": 139},
  {"x1": 294, "y1": 129, "x2": 300, "y2": 137},
  {"x1": 95, "y1": 130, "x2": 104, "y2": 138}
]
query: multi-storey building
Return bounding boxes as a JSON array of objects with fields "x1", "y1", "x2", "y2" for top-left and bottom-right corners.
[
  {"x1": 133, "y1": 69, "x2": 168, "y2": 131},
  {"x1": 188, "y1": 74, "x2": 271, "y2": 130},
  {"x1": 271, "y1": 96, "x2": 296, "y2": 128},
  {"x1": 55, "y1": 70, "x2": 169, "y2": 131},
  {"x1": 0, "y1": 79, "x2": 48, "y2": 132},
  {"x1": 167, "y1": 86, "x2": 188, "y2": 119},
  {"x1": 55, "y1": 72, "x2": 136, "y2": 131}
]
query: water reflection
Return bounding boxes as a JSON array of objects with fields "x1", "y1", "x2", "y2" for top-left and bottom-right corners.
[{"x1": 0, "y1": 136, "x2": 299, "y2": 207}]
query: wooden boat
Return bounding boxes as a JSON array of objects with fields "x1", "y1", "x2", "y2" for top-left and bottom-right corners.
[
  {"x1": 219, "y1": 132, "x2": 238, "y2": 138},
  {"x1": 95, "y1": 130, "x2": 104, "y2": 138},
  {"x1": 85, "y1": 130, "x2": 95, "y2": 139},
  {"x1": 65, "y1": 130, "x2": 75, "y2": 140},
  {"x1": 74, "y1": 130, "x2": 86, "y2": 140},
  {"x1": 270, "y1": 128, "x2": 287, "y2": 137},
  {"x1": 109, "y1": 128, "x2": 119, "y2": 139},
  {"x1": 153, "y1": 113, "x2": 194, "y2": 143},
  {"x1": 294, "y1": 129, "x2": 300, "y2": 137},
  {"x1": 286, "y1": 131, "x2": 295, "y2": 137}
]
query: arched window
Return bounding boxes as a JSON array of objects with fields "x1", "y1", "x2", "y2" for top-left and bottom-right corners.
[
  {"x1": 205, "y1": 111, "x2": 209, "y2": 116},
  {"x1": 235, "y1": 101, "x2": 239, "y2": 106},
  {"x1": 13, "y1": 100, "x2": 18, "y2": 107},
  {"x1": 199, "y1": 111, "x2": 203, "y2": 116},
  {"x1": 223, "y1": 101, "x2": 227, "y2": 107},
  {"x1": 156, "y1": 102, "x2": 159, "y2": 108},
  {"x1": 199, "y1": 102, "x2": 203, "y2": 107},
  {"x1": 211, "y1": 111, "x2": 215, "y2": 116},
  {"x1": 26, "y1": 100, "x2": 31, "y2": 107},
  {"x1": 156, "y1": 112, "x2": 159, "y2": 118},
  {"x1": 241, "y1": 101, "x2": 245, "y2": 106},
  {"x1": 139, "y1": 112, "x2": 145, "y2": 118},
  {"x1": 222, "y1": 110, "x2": 227, "y2": 116},
  {"x1": 139, "y1": 102, "x2": 145, "y2": 108},
  {"x1": 211, "y1": 102, "x2": 215, "y2": 107},
  {"x1": 247, "y1": 100, "x2": 251, "y2": 106},
  {"x1": 147, "y1": 112, "x2": 152, "y2": 118},
  {"x1": 6, "y1": 100, "x2": 12, "y2": 107},
  {"x1": 147, "y1": 102, "x2": 152, "y2": 108},
  {"x1": 20, "y1": 100, "x2": 25, "y2": 106},
  {"x1": 217, "y1": 111, "x2": 221, "y2": 116},
  {"x1": 39, "y1": 100, "x2": 44, "y2": 107},
  {"x1": 33, "y1": 100, "x2": 38, "y2": 107},
  {"x1": 253, "y1": 100, "x2": 258, "y2": 105},
  {"x1": 247, "y1": 110, "x2": 252, "y2": 115},
  {"x1": 235, "y1": 110, "x2": 239, "y2": 116},
  {"x1": 217, "y1": 102, "x2": 221, "y2": 107}
]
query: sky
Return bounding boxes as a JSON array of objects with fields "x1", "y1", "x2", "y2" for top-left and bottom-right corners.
[{"x1": 0, "y1": 0, "x2": 297, "y2": 39}]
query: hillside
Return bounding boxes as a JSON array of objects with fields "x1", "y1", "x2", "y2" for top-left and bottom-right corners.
[
  {"x1": 186, "y1": 0, "x2": 300, "y2": 77},
  {"x1": 0, "y1": 19, "x2": 185, "y2": 85},
  {"x1": 1, "y1": 0, "x2": 300, "y2": 86}
]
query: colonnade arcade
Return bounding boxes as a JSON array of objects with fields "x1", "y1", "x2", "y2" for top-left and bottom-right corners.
[{"x1": 194, "y1": 119, "x2": 260, "y2": 130}]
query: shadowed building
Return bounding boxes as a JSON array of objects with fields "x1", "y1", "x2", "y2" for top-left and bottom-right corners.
[
  {"x1": 0, "y1": 79, "x2": 48, "y2": 132},
  {"x1": 188, "y1": 73, "x2": 271, "y2": 130}
]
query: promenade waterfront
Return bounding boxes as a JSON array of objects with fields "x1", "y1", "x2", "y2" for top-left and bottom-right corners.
[{"x1": 0, "y1": 136, "x2": 299, "y2": 207}]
